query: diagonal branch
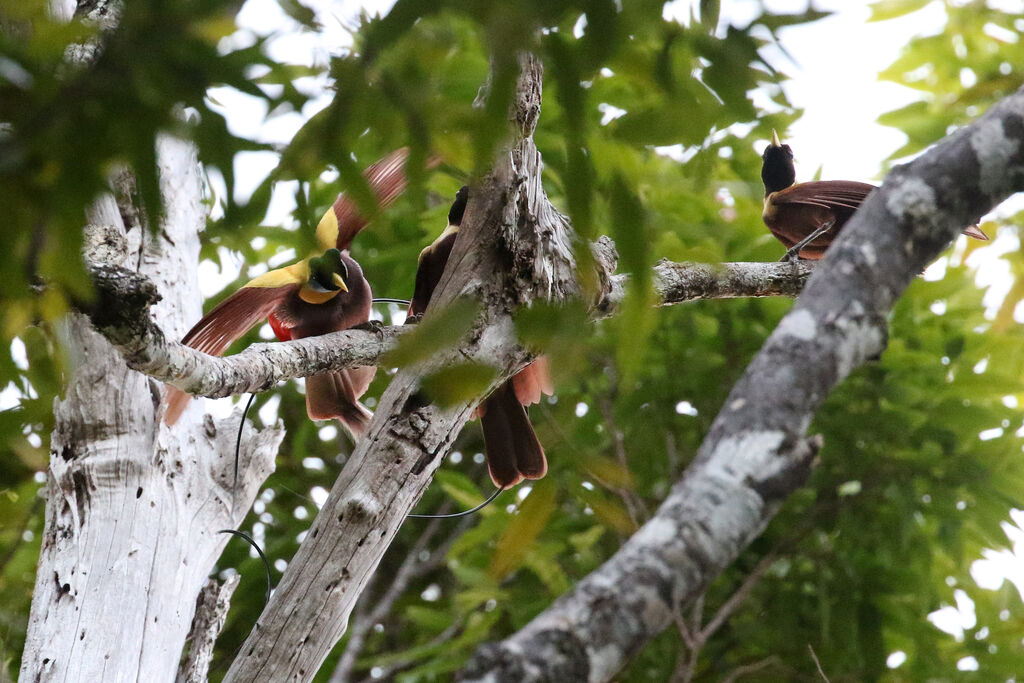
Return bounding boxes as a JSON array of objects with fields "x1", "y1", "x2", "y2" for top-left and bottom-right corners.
[
  {"x1": 699, "y1": 551, "x2": 777, "y2": 641},
  {"x1": 458, "y1": 86, "x2": 1024, "y2": 683},
  {"x1": 178, "y1": 575, "x2": 241, "y2": 683},
  {"x1": 220, "y1": 52, "x2": 571, "y2": 682}
]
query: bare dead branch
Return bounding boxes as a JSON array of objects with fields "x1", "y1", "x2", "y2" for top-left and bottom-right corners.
[
  {"x1": 700, "y1": 552, "x2": 777, "y2": 641},
  {"x1": 83, "y1": 253, "x2": 812, "y2": 401},
  {"x1": 178, "y1": 575, "x2": 241, "y2": 683},
  {"x1": 808, "y1": 644, "x2": 831, "y2": 683}
]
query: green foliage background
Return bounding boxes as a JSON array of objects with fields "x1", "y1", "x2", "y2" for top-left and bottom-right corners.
[{"x1": 2, "y1": 0, "x2": 1024, "y2": 680}]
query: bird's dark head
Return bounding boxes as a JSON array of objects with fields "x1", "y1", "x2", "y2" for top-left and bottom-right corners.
[
  {"x1": 449, "y1": 186, "x2": 469, "y2": 226},
  {"x1": 761, "y1": 130, "x2": 796, "y2": 195},
  {"x1": 307, "y1": 248, "x2": 349, "y2": 294}
]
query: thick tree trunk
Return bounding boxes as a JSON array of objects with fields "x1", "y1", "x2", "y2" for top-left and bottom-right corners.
[
  {"x1": 19, "y1": 135, "x2": 282, "y2": 682},
  {"x1": 221, "y1": 53, "x2": 577, "y2": 682}
]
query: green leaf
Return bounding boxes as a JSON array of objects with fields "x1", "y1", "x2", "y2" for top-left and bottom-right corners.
[
  {"x1": 382, "y1": 298, "x2": 480, "y2": 367},
  {"x1": 488, "y1": 478, "x2": 557, "y2": 580},
  {"x1": 868, "y1": 0, "x2": 933, "y2": 22},
  {"x1": 699, "y1": 0, "x2": 720, "y2": 32},
  {"x1": 420, "y1": 362, "x2": 498, "y2": 408}
]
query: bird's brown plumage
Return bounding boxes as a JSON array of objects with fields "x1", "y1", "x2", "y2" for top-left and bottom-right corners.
[
  {"x1": 270, "y1": 253, "x2": 376, "y2": 436},
  {"x1": 763, "y1": 180, "x2": 877, "y2": 259},
  {"x1": 163, "y1": 251, "x2": 376, "y2": 437},
  {"x1": 761, "y1": 131, "x2": 988, "y2": 260},
  {"x1": 409, "y1": 186, "x2": 553, "y2": 489},
  {"x1": 164, "y1": 148, "x2": 413, "y2": 432}
]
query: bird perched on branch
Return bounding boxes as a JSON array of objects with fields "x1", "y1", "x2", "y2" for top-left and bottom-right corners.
[
  {"x1": 761, "y1": 130, "x2": 988, "y2": 260},
  {"x1": 410, "y1": 186, "x2": 553, "y2": 489},
  {"x1": 163, "y1": 148, "x2": 412, "y2": 436}
]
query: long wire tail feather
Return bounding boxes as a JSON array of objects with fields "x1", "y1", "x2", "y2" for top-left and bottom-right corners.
[
  {"x1": 234, "y1": 393, "x2": 257, "y2": 490},
  {"x1": 218, "y1": 528, "x2": 273, "y2": 605},
  {"x1": 407, "y1": 486, "x2": 504, "y2": 519}
]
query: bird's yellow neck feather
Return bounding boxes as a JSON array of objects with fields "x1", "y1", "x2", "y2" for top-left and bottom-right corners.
[
  {"x1": 417, "y1": 223, "x2": 459, "y2": 263},
  {"x1": 297, "y1": 286, "x2": 342, "y2": 304},
  {"x1": 245, "y1": 261, "x2": 309, "y2": 288},
  {"x1": 316, "y1": 207, "x2": 340, "y2": 251}
]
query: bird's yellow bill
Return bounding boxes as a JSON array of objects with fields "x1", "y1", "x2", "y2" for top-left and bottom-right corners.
[
  {"x1": 333, "y1": 273, "x2": 348, "y2": 291},
  {"x1": 771, "y1": 129, "x2": 781, "y2": 146}
]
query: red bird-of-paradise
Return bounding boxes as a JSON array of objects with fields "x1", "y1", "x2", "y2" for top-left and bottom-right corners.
[
  {"x1": 163, "y1": 148, "x2": 411, "y2": 437},
  {"x1": 761, "y1": 130, "x2": 988, "y2": 261},
  {"x1": 409, "y1": 185, "x2": 553, "y2": 489}
]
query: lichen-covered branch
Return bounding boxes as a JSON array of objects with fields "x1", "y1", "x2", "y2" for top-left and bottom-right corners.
[
  {"x1": 600, "y1": 257, "x2": 814, "y2": 316},
  {"x1": 84, "y1": 250, "x2": 812, "y2": 401},
  {"x1": 85, "y1": 255, "x2": 405, "y2": 399},
  {"x1": 458, "y1": 86, "x2": 1024, "y2": 683}
]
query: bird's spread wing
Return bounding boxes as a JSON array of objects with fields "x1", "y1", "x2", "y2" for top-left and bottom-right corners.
[
  {"x1": 772, "y1": 180, "x2": 875, "y2": 212},
  {"x1": 164, "y1": 267, "x2": 304, "y2": 425},
  {"x1": 317, "y1": 147, "x2": 411, "y2": 252},
  {"x1": 181, "y1": 264, "x2": 308, "y2": 356}
]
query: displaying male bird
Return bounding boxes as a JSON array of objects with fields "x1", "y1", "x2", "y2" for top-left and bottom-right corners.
[
  {"x1": 761, "y1": 130, "x2": 988, "y2": 260},
  {"x1": 410, "y1": 186, "x2": 553, "y2": 489},
  {"x1": 163, "y1": 148, "x2": 412, "y2": 434}
]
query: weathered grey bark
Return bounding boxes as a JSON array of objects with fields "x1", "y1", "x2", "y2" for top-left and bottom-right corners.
[
  {"x1": 329, "y1": 514, "x2": 472, "y2": 683},
  {"x1": 178, "y1": 574, "x2": 241, "y2": 683},
  {"x1": 84, "y1": 256, "x2": 812, "y2": 401},
  {"x1": 18, "y1": 132, "x2": 282, "y2": 682},
  {"x1": 459, "y1": 87, "x2": 1024, "y2": 682}
]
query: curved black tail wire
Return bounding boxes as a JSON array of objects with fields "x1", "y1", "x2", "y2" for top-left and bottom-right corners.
[{"x1": 218, "y1": 528, "x2": 272, "y2": 605}]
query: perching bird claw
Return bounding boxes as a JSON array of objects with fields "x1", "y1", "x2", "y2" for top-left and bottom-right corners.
[{"x1": 351, "y1": 319, "x2": 385, "y2": 332}]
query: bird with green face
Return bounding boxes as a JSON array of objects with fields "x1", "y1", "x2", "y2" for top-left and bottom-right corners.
[
  {"x1": 410, "y1": 186, "x2": 553, "y2": 489},
  {"x1": 164, "y1": 148, "x2": 412, "y2": 437},
  {"x1": 761, "y1": 130, "x2": 988, "y2": 260}
]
